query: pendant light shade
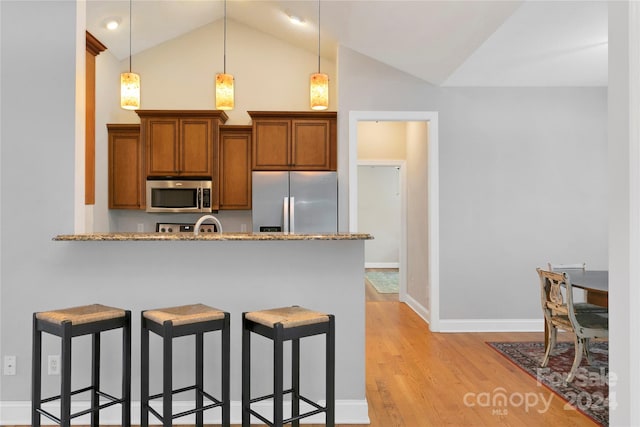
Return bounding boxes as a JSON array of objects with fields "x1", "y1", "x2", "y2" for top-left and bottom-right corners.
[
  {"x1": 310, "y1": 72, "x2": 329, "y2": 110},
  {"x1": 120, "y1": 0, "x2": 140, "y2": 110},
  {"x1": 216, "y1": 0, "x2": 234, "y2": 110},
  {"x1": 215, "y1": 73, "x2": 234, "y2": 110},
  {"x1": 120, "y1": 72, "x2": 140, "y2": 110},
  {"x1": 310, "y1": 0, "x2": 328, "y2": 110}
]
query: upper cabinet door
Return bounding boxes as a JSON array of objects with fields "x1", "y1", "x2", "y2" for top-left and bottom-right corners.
[
  {"x1": 219, "y1": 126, "x2": 252, "y2": 210},
  {"x1": 108, "y1": 124, "x2": 143, "y2": 209},
  {"x1": 291, "y1": 119, "x2": 331, "y2": 170},
  {"x1": 180, "y1": 119, "x2": 213, "y2": 177},
  {"x1": 139, "y1": 110, "x2": 227, "y2": 178},
  {"x1": 146, "y1": 119, "x2": 179, "y2": 176},
  {"x1": 252, "y1": 120, "x2": 290, "y2": 170}
]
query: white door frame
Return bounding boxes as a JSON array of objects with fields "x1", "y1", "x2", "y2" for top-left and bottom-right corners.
[{"x1": 348, "y1": 111, "x2": 440, "y2": 331}]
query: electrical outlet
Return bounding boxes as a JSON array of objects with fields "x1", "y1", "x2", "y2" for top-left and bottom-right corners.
[
  {"x1": 137, "y1": 223, "x2": 144, "y2": 232},
  {"x1": 240, "y1": 223, "x2": 247, "y2": 232},
  {"x1": 3, "y1": 355, "x2": 16, "y2": 375},
  {"x1": 48, "y1": 355, "x2": 60, "y2": 375}
]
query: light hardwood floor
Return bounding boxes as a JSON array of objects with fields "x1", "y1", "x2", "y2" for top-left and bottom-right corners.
[{"x1": 18, "y1": 284, "x2": 597, "y2": 427}]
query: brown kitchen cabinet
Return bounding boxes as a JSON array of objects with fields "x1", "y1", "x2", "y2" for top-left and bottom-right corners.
[
  {"x1": 108, "y1": 124, "x2": 144, "y2": 209},
  {"x1": 249, "y1": 111, "x2": 336, "y2": 171},
  {"x1": 219, "y1": 125, "x2": 252, "y2": 210},
  {"x1": 137, "y1": 110, "x2": 228, "y2": 178}
]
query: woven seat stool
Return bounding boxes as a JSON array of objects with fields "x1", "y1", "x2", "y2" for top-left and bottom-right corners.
[
  {"x1": 141, "y1": 303, "x2": 230, "y2": 427},
  {"x1": 31, "y1": 304, "x2": 131, "y2": 427},
  {"x1": 242, "y1": 306, "x2": 335, "y2": 427}
]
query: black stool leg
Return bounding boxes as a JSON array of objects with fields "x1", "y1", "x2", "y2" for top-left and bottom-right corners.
[
  {"x1": 274, "y1": 324, "x2": 284, "y2": 427},
  {"x1": 141, "y1": 314, "x2": 149, "y2": 427},
  {"x1": 327, "y1": 315, "x2": 335, "y2": 427},
  {"x1": 60, "y1": 321, "x2": 72, "y2": 427},
  {"x1": 122, "y1": 311, "x2": 132, "y2": 427},
  {"x1": 196, "y1": 331, "x2": 204, "y2": 427},
  {"x1": 241, "y1": 313, "x2": 250, "y2": 427},
  {"x1": 292, "y1": 338, "x2": 300, "y2": 427},
  {"x1": 222, "y1": 313, "x2": 231, "y2": 427},
  {"x1": 91, "y1": 332, "x2": 101, "y2": 427},
  {"x1": 163, "y1": 321, "x2": 173, "y2": 427},
  {"x1": 32, "y1": 315, "x2": 42, "y2": 427}
]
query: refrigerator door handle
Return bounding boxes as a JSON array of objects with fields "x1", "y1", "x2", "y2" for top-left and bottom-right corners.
[
  {"x1": 290, "y1": 197, "x2": 295, "y2": 233},
  {"x1": 283, "y1": 197, "x2": 289, "y2": 233}
]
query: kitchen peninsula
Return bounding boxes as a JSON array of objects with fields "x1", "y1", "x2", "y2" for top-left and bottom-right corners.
[{"x1": 50, "y1": 232, "x2": 372, "y2": 424}]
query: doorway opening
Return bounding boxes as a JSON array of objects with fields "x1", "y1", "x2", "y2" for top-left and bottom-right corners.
[
  {"x1": 349, "y1": 111, "x2": 440, "y2": 331},
  {"x1": 359, "y1": 162, "x2": 404, "y2": 302}
]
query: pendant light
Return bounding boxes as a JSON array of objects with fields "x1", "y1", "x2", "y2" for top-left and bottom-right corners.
[
  {"x1": 120, "y1": 0, "x2": 140, "y2": 110},
  {"x1": 215, "y1": 0, "x2": 234, "y2": 110},
  {"x1": 310, "y1": 0, "x2": 328, "y2": 110}
]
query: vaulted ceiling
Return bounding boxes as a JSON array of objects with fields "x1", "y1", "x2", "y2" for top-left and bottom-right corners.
[{"x1": 86, "y1": 0, "x2": 607, "y2": 87}]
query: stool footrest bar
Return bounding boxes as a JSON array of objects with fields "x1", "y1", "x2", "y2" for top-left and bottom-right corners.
[
  {"x1": 172, "y1": 401, "x2": 224, "y2": 419},
  {"x1": 41, "y1": 385, "x2": 94, "y2": 404},
  {"x1": 71, "y1": 398, "x2": 124, "y2": 418},
  {"x1": 249, "y1": 388, "x2": 294, "y2": 404},
  {"x1": 299, "y1": 394, "x2": 324, "y2": 410},
  {"x1": 246, "y1": 409, "x2": 330, "y2": 426},
  {"x1": 148, "y1": 384, "x2": 197, "y2": 400},
  {"x1": 35, "y1": 396, "x2": 124, "y2": 423},
  {"x1": 146, "y1": 386, "x2": 224, "y2": 422},
  {"x1": 284, "y1": 407, "x2": 326, "y2": 424},
  {"x1": 96, "y1": 389, "x2": 120, "y2": 402},
  {"x1": 148, "y1": 405, "x2": 163, "y2": 422},
  {"x1": 247, "y1": 408, "x2": 274, "y2": 426},
  {"x1": 35, "y1": 409, "x2": 60, "y2": 424},
  {"x1": 200, "y1": 388, "x2": 221, "y2": 404}
]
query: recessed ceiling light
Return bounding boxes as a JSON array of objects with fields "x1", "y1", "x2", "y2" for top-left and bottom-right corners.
[
  {"x1": 104, "y1": 17, "x2": 121, "y2": 31},
  {"x1": 288, "y1": 14, "x2": 305, "y2": 25}
]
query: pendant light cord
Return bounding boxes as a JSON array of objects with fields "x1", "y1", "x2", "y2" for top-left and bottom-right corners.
[
  {"x1": 317, "y1": 0, "x2": 321, "y2": 73},
  {"x1": 128, "y1": 0, "x2": 132, "y2": 73},
  {"x1": 223, "y1": 0, "x2": 227, "y2": 74}
]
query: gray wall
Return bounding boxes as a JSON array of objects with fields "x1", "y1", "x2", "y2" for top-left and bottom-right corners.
[
  {"x1": 337, "y1": 46, "x2": 608, "y2": 320},
  {"x1": 1, "y1": 0, "x2": 78, "y2": 397},
  {"x1": 358, "y1": 165, "x2": 401, "y2": 266}
]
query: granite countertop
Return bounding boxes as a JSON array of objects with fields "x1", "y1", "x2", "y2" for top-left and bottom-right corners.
[{"x1": 53, "y1": 232, "x2": 373, "y2": 241}]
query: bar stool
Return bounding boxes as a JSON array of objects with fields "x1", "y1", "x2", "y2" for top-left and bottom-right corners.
[
  {"x1": 242, "y1": 306, "x2": 335, "y2": 427},
  {"x1": 31, "y1": 304, "x2": 131, "y2": 427},
  {"x1": 141, "y1": 303, "x2": 230, "y2": 427}
]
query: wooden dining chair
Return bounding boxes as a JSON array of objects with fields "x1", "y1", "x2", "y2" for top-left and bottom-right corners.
[
  {"x1": 546, "y1": 262, "x2": 606, "y2": 310},
  {"x1": 536, "y1": 268, "x2": 608, "y2": 382}
]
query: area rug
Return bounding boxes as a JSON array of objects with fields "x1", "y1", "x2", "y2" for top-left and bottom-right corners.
[
  {"x1": 365, "y1": 271, "x2": 399, "y2": 293},
  {"x1": 488, "y1": 341, "x2": 609, "y2": 426}
]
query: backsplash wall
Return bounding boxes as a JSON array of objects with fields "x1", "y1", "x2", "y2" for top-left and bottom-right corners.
[{"x1": 109, "y1": 210, "x2": 252, "y2": 233}]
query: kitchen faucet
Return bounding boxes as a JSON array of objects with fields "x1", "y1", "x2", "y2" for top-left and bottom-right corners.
[{"x1": 194, "y1": 214, "x2": 223, "y2": 235}]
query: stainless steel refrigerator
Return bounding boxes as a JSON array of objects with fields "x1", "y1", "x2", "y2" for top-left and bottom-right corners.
[{"x1": 252, "y1": 171, "x2": 338, "y2": 233}]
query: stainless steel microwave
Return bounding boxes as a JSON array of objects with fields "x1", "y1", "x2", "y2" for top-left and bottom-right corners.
[{"x1": 146, "y1": 178, "x2": 213, "y2": 213}]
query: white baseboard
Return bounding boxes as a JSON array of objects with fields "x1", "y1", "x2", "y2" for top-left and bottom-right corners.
[
  {"x1": 396, "y1": 296, "x2": 543, "y2": 333},
  {"x1": 438, "y1": 318, "x2": 545, "y2": 333},
  {"x1": 1, "y1": 399, "x2": 370, "y2": 425},
  {"x1": 364, "y1": 262, "x2": 399, "y2": 269},
  {"x1": 396, "y1": 289, "x2": 545, "y2": 334},
  {"x1": 403, "y1": 294, "x2": 430, "y2": 324}
]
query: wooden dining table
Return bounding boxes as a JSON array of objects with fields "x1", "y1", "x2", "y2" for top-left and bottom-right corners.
[{"x1": 559, "y1": 269, "x2": 609, "y2": 307}]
